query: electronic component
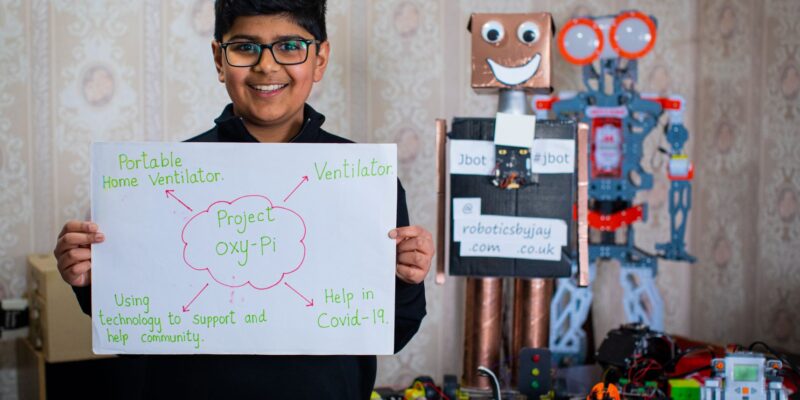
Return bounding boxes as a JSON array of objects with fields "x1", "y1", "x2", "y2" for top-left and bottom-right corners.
[
  {"x1": 701, "y1": 352, "x2": 788, "y2": 400},
  {"x1": 595, "y1": 324, "x2": 675, "y2": 372},
  {"x1": 518, "y1": 348, "x2": 552, "y2": 399},
  {"x1": 493, "y1": 145, "x2": 533, "y2": 189},
  {"x1": 588, "y1": 382, "x2": 621, "y2": 400},
  {"x1": 443, "y1": 374, "x2": 460, "y2": 400}
]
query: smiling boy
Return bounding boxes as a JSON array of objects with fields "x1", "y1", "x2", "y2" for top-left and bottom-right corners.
[{"x1": 52, "y1": 1, "x2": 432, "y2": 398}]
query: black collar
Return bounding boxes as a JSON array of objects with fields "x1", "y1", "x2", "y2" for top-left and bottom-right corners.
[{"x1": 212, "y1": 103, "x2": 326, "y2": 143}]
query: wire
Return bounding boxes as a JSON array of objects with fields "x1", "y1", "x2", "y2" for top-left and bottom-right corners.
[
  {"x1": 636, "y1": 360, "x2": 663, "y2": 382},
  {"x1": 632, "y1": 246, "x2": 657, "y2": 259},
  {"x1": 601, "y1": 366, "x2": 615, "y2": 383},
  {"x1": 421, "y1": 382, "x2": 450, "y2": 400},
  {"x1": 632, "y1": 359, "x2": 663, "y2": 385},
  {"x1": 749, "y1": 341, "x2": 800, "y2": 390},
  {"x1": 477, "y1": 366, "x2": 502, "y2": 400},
  {"x1": 749, "y1": 341, "x2": 800, "y2": 380}
]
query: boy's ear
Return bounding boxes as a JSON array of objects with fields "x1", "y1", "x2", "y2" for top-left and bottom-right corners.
[
  {"x1": 312, "y1": 40, "x2": 330, "y2": 83},
  {"x1": 211, "y1": 40, "x2": 225, "y2": 83}
]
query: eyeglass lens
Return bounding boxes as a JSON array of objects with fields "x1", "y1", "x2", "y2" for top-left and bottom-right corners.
[{"x1": 225, "y1": 40, "x2": 310, "y2": 66}]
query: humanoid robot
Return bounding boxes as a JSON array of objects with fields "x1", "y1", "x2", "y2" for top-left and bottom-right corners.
[
  {"x1": 436, "y1": 13, "x2": 589, "y2": 394},
  {"x1": 532, "y1": 10, "x2": 696, "y2": 363},
  {"x1": 702, "y1": 352, "x2": 788, "y2": 400}
]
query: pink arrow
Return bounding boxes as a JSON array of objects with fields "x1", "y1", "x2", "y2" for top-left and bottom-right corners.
[
  {"x1": 182, "y1": 283, "x2": 209, "y2": 312},
  {"x1": 284, "y1": 282, "x2": 314, "y2": 307},
  {"x1": 166, "y1": 189, "x2": 193, "y2": 212},
  {"x1": 283, "y1": 176, "x2": 309, "y2": 203}
]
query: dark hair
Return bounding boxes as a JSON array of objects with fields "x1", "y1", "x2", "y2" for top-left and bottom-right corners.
[{"x1": 214, "y1": 0, "x2": 327, "y2": 42}]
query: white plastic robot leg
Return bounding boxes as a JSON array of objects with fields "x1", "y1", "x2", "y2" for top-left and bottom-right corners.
[
  {"x1": 549, "y1": 263, "x2": 594, "y2": 356},
  {"x1": 619, "y1": 266, "x2": 664, "y2": 331},
  {"x1": 701, "y1": 379, "x2": 722, "y2": 400},
  {"x1": 767, "y1": 382, "x2": 788, "y2": 400}
]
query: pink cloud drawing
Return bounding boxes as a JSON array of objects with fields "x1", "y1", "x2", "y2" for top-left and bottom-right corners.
[{"x1": 181, "y1": 194, "x2": 306, "y2": 290}]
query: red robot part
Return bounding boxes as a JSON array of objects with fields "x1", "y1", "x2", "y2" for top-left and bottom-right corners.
[
  {"x1": 588, "y1": 205, "x2": 644, "y2": 231},
  {"x1": 591, "y1": 118, "x2": 624, "y2": 178}
]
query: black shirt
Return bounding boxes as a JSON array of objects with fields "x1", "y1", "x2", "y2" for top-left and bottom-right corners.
[{"x1": 73, "y1": 103, "x2": 426, "y2": 399}]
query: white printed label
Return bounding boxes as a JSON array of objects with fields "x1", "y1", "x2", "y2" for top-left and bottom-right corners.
[
  {"x1": 460, "y1": 240, "x2": 561, "y2": 261},
  {"x1": 449, "y1": 139, "x2": 575, "y2": 176},
  {"x1": 453, "y1": 198, "x2": 481, "y2": 219},
  {"x1": 453, "y1": 215, "x2": 567, "y2": 246},
  {"x1": 449, "y1": 140, "x2": 495, "y2": 175},
  {"x1": 451, "y1": 195, "x2": 568, "y2": 261},
  {"x1": 530, "y1": 139, "x2": 575, "y2": 174}
]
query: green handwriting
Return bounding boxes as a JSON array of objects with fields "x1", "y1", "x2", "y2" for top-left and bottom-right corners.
[
  {"x1": 217, "y1": 207, "x2": 275, "y2": 234},
  {"x1": 192, "y1": 311, "x2": 236, "y2": 328},
  {"x1": 114, "y1": 293, "x2": 150, "y2": 313},
  {"x1": 324, "y1": 288, "x2": 354, "y2": 309},
  {"x1": 314, "y1": 158, "x2": 393, "y2": 181},
  {"x1": 316, "y1": 308, "x2": 388, "y2": 328},
  {"x1": 147, "y1": 168, "x2": 223, "y2": 186},
  {"x1": 118, "y1": 151, "x2": 182, "y2": 171},
  {"x1": 140, "y1": 330, "x2": 203, "y2": 349},
  {"x1": 215, "y1": 236, "x2": 276, "y2": 267},
  {"x1": 244, "y1": 309, "x2": 267, "y2": 324}
]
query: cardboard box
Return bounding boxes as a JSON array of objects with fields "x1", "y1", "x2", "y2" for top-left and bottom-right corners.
[
  {"x1": 27, "y1": 254, "x2": 107, "y2": 363},
  {"x1": 16, "y1": 338, "x2": 45, "y2": 400}
]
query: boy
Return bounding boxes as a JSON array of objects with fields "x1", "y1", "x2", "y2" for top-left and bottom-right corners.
[{"x1": 52, "y1": 1, "x2": 433, "y2": 398}]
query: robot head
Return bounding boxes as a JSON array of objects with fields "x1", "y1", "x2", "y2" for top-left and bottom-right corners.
[
  {"x1": 468, "y1": 13, "x2": 554, "y2": 93},
  {"x1": 558, "y1": 10, "x2": 657, "y2": 65}
]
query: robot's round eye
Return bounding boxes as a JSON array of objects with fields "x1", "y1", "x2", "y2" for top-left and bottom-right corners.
[
  {"x1": 517, "y1": 21, "x2": 540, "y2": 45},
  {"x1": 558, "y1": 18, "x2": 603, "y2": 65},
  {"x1": 609, "y1": 11, "x2": 657, "y2": 59},
  {"x1": 481, "y1": 21, "x2": 505, "y2": 44}
]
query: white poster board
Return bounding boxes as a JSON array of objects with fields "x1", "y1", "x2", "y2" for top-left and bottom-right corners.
[{"x1": 91, "y1": 143, "x2": 397, "y2": 355}]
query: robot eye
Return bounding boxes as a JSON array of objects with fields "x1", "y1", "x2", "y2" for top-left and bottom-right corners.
[
  {"x1": 517, "y1": 21, "x2": 540, "y2": 45},
  {"x1": 481, "y1": 20, "x2": 505, "y2": 44},
  {"x1": 609, "y1": 11, "x2": 657, "y2": 59}
]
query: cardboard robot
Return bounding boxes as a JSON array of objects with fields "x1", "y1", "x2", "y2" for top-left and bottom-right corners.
[{"x1": 435, "y1": 13, "x2": 589, "y2": 393}]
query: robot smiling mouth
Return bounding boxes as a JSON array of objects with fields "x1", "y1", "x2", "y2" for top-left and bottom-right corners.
[{"x1": 486, "y1": 53, "x2": 541, "y2": 86}]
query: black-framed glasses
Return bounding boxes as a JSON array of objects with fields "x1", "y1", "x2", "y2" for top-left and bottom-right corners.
[{"x1": 219, "y1": 38, "x2": 321, "y2": 67}]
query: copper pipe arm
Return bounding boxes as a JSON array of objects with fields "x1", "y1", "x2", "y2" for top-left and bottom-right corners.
[
  {"x1": 577, "y1": 122, "x2": 590, "y2": 287},
  {"x1": 435, "y1": 119, "x2": 448, "y2": 285}
]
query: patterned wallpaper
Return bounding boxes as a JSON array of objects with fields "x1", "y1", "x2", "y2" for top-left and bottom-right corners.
[
  {"x1": 0, "y1": 0, "x2": 797, "y2": 398},
  {"x1": 691, "y1": 0, "x2": 800, "y2": 350}
]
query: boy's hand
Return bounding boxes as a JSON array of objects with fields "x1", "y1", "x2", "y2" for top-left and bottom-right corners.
[
  {"x1": 53, "y1": 220, "x2": 105, "y2": 287},
  {"x1": 389, "y1": 226, "x2": 434, "y2": 284}
]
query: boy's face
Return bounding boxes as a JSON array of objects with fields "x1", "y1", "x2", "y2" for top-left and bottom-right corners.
[{"x1": 212, "y1": 15, "x2": 329, "y2": 135}]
